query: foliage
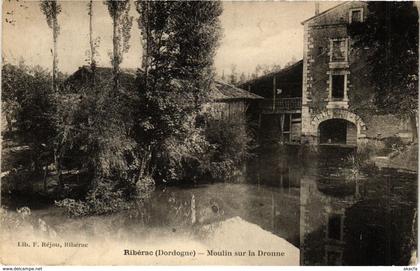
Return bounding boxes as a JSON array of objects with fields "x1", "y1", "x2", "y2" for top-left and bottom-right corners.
[
  {"x1": 57, "y1": 71, "x2": 141, "y2": 190},
  {"x1": 200, "y1": 115, "x2": 253, "y2": 181},
  {"x1": 383, "y1": 136, "x2": 405, "y2": 155},
  {"x1": 54, "y1": 73, "x2": 151, "y2": 213},
  {"x1": 156, "y1": 115, "x2": 210, "y2": 182},
  {"x1": 2, "y1": 63, "x2": 58, "y2": 174},
  {"x1": 40, "y1": 0, "x2": 61, "y2": 92},
  {"x1": 104, "y1": 0, "x2": 133, "y2": 91},
  {"x1": 40, "y1": 0, "x2": 61, "y2": 31},
  {"x1": 86, "y1": 0, "x2": 101, "y2": 68},
  {"x1": 348, "y1": 2, "x2": 418, "y2": 137},
  {"x1": 135, "y1": 1, "x2": 223, "y2": 182},
  {"x1": 2, "y1": 2, "x2": 255, "y2": 216},
  {"x1": 55, "y1": 183, "x2": 132, "y2": 217}
]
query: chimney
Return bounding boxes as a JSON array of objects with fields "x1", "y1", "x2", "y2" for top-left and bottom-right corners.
[{"x1": 315, "y1": 2, "x2": 320, "y2": 15}]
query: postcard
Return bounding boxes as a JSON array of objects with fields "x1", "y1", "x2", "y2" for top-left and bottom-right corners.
[{"x1": 1, "y1": 0, "x2": 418, "y2": 267}]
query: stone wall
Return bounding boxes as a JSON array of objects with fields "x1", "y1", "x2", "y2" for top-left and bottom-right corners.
[
  {"x1": 301, "y1": 2, "x2": 413, "y2": 145},
  {"x1": 363, "y1": 114, "x2": 412, "y2": 139}
]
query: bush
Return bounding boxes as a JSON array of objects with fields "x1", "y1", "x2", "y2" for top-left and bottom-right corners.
[
  {"x1": 134, "y1": 175, "x2": 155, "y2": 200},
  {"x1": 156, "y1": 113, "x2": 254, "y2": 183},
  {"x1": 155, "y1": 120, "x2": 209, "y2": 183},
  {"x1": 356, "y1": 139, "x2": 386, "y2": 158},
  {"x1": 200, "y1": 115, "x2": 253, "y2": 181},
  {"x1": 383, "y1": 136, "x2": 405, "y2": 155},
  {"x1": 55, "y1": 182, "x2": 133, "y2": 217}
]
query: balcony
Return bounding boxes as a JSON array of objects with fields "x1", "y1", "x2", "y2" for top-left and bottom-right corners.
[{"x1": 260, "y1": 97, "x2": 302, "y2": 113}]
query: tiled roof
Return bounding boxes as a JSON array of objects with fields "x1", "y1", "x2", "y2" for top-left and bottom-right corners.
[
  {"x1": 66, "y1": 66, "x2": 263, "y2": 101},
  {"x1": 238, "y1": 60, "x2": 303, "y2": 87},
  {"x1": 211, "y1": 80, "x2": 263, "y2": 101}
]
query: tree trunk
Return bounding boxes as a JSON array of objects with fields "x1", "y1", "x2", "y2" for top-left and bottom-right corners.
[
  {"x1": 409, "y1": 113, "x2": 418, "y2": 142},
  {"x1": 89, "y1": 160, "x2": 99, "y2": 191},
  {"x1": 52, "y1": 17, "x2": 58, "y2": 93},
  {"x1": 54, "y1": 148, "x2": 63, "y2": 193},
  {"x1": 143, "y1": 1, "x2": 149, "y2": 90},
  {"x1": 112, "y1": 9, "x2": 119, "y2": 93},
  {"x1": 88, "y1": 0, "x2": 96, "y2": 87},
  {"x1": 43, "y1": 163, "x2": 49, "y2": 192},
  {"x1": 89, "y1": 0, "x2": 94, "y2": 66}
]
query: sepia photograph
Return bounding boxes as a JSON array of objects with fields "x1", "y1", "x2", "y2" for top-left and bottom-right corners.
[{"x1": 0, "y1": 0, "x2": 418, "y2": 267}]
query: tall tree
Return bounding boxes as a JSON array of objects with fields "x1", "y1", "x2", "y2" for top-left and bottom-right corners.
[
  {"x1": 229, "y1": 64, "x2": 238, "y2": 85},
  {"x1": 40, "y1": 0, "x2": 61, "y2": 93},
  {"x1": 221, "y1": 70, "x2": 226, "y2": 82},
  {"x1": 87, "y1": 0, "x2": 102, "y2": 87},
  {"x1": 136, "y1": 0, "x2": 222, "y2": 181},
  {"x1": 88, "y1": 0, "x2": 95, "y2": 68},
  {"x1": 104, "y1": 0, "x2": 133, "y2": 92},
  {"x1": 40, "y1": 0, "x2": 63, "y2": 190},
  {"x1": 239, "y1": 72, "x2": 246, "y2": 84},
  {"x1": 348, "y1": 2, "x2": 418, "y2": 139}
]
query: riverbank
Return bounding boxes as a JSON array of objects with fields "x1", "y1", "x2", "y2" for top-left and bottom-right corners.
[{"x1": 373, "y1": 143, "x2": 418, "y2": 172}]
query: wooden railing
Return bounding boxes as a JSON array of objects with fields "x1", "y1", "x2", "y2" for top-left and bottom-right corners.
[{"x1": 260, "y1": 97, "x2": 302, "y2": 112}]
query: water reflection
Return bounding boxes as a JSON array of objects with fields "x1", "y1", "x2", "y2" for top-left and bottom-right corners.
[
  {"x1": 143, "y1": 145, "x2": 416, "y2": 265},
  {"x1": 251, "y1": 145, "x2": 417, "y2": 266},
  {"x1": 2, "y1": 144, "x2": 416, "y2": 266}
]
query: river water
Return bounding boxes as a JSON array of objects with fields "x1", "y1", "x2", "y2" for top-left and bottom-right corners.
[
  {"x1": 246, "y1": 145, "x2": 417, "y2": 265},
  {"x1": 2, "y1": 145, "x2": 417, "y2": 266},
  {"x1": 137, "y1": 144, "x2": 417, "y2": 265}
]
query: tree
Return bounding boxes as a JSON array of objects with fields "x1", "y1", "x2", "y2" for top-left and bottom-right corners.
[
  {"x1": 271, "y1": 64, "x2": 282, "y2": 73},
  {"x1": 40, "y1": 0, "x2": 63, "y2": 189},
  {"x1": 239, "y1": 72, "x2": 246, "y2": 84},
  {"x1": 87, "y1": 0, "x2": 96, "y2": 69},
  {"x1": 136, "y1": 0, "x2": 222, "y2": 182},
  {"x1": 2, "y1": 63, "x2": 57, "y2": 187},
  {"x1": 40, "y1": 0, "x2": 61, "y2": 93},
  {"x1": 348, "y1": 2, "x2": 418, "y2": 139},
  {"x1": 229, "y1": 64, "x2": 238, "y2": 85},
  {"x1": 86, "y1": 0, "x2": 102, "y2": 87},
  {"x1": 221, "y1": 70, "x2": 226, "y2": 82},
  {"x1": 104, "y1": 0, "x2": 133, "y2": 92},
  {"x1": 57, "y1": 76, "x2": 139, "y2": 192}
]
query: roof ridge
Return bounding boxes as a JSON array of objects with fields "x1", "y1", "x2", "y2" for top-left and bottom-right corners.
[{"x1": 239, "y1": 59, "x2": 303, "y2": 86}]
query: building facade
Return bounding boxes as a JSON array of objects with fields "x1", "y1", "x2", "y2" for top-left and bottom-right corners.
[
  {"x1": 239, "y1": 61, "x2": 303, "y2": 143},
  {"x1": 202, "y1": 80, "x2": 263, "y2": 120},
  {"x1": 301, "y1": 2, "x2": 413, "y2": 146}
]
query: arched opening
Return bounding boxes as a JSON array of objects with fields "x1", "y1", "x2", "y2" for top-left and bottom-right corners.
[{"x1": 319, "y1": 119, "x2": 357, "y2": 145}]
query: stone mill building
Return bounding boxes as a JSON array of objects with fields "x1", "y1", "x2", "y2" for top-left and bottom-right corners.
[
  {"x1": 300, "y1": 2, "x2": 414, "y2": 146},
  {"x1": 241, "y1": 2, "x2": 414, "y2": 147}
]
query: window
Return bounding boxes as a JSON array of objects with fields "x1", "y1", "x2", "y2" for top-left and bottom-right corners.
[
  {"x1": 349, "y1": 8, "x2": 363, "y2": 23},
  {"x1": 330, "y1": 39, "x2": 347, "y2": 62},
  {"x1": 332, "y1": 75, "x2": 345, "y2": 100}
]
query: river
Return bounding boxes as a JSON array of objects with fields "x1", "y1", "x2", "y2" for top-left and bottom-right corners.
[{"x1": 1, "y1": 144, "x2": 417, "y2": 265}]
